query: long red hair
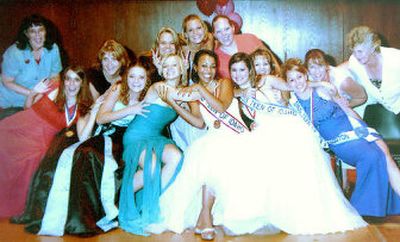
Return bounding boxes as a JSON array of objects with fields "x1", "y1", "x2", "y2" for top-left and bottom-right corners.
[{"x1": 55, "y1": 66, "x2": 93, "y2": 116}]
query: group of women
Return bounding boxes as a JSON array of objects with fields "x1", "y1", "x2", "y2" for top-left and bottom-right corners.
[{"x1": 0, "y1": 12, "x2": 400, "y2": 240}]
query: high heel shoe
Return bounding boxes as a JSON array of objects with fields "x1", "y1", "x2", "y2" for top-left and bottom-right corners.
[
  {"x1": 200, "y1": 227, "x2": 216, "y2": 240},
  {"x1": 194, "y1": 227, "x2": 202, "y2": 235}
]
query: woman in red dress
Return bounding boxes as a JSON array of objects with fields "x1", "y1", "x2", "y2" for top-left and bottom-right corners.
[{"x1": 0, "y1": 66, "x2": 93, "y2": 217}]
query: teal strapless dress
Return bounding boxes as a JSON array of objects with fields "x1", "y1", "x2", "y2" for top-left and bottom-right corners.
[{"x1": 119, "y1": 104, "x2": 182, "y2": 235}]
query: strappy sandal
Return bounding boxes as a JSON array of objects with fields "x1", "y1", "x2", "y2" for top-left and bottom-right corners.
[
  {"x1": 194, "y1": 227, "x2": 202, "y2": 235},
  {"x1": 200, "y1": 227, "x2": 216, "y2": 240}
]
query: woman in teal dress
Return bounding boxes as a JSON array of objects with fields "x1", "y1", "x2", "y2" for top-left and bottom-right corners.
[{"x1": 119, "y1": 54, "x2": 194, "y2": 235}]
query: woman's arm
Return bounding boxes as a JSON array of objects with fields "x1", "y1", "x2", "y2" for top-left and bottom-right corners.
[
  {"x1": 339, "y1": 77, "x2": 367, "y2": 108},
  {"x1": 76, "y1": 102, "x2": 101, "y2": 141},
  {"x1": 2, "y1": 75, "x2": 31, "y2": 97},
  {"x1": 24, "y1": 91, "x2": 42, "y2": 108},
  {"x1": 89, "y1": 82, "x2": 100, "y2": 101},
  {"x1": 193, "y1": 79, "x2": 233, "y2": 113},
  {"x1": 310, "y1": 81, "x2": 338, "y2": 97},
  {"x1": 158, "y1": 85, "x2": 205, "y2": 128},
  {"x1": 96, "y1": 84, "x2": 149, "y2": 124},
  {"x1": 314, "y1": 81, "x2": 362, "y2": 120}
]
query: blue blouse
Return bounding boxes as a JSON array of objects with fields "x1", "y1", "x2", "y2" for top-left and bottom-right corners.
[{"x1": 0, "y1": 43, "x2": 62, "y2": 108}]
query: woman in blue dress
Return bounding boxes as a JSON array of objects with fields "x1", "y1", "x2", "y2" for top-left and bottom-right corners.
[
  {"x1": 119, "y1": 54, "x2": 194, "y2": 235},
  {"x1": 282, "y1": 58, "x2": 400, "y2": 217},
  {"x1": 0, "y1": 14, "x2": 62, "y2": 117}
]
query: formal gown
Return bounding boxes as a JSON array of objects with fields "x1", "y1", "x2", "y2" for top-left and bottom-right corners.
[
  {"x1": 119, "y1": 103, "x2": 182, "y2": 236},
  {"x1": 296, "y1": 90, "x2": 400, "y2": 217},
  {"x1": 148, "y1": 98, "x2": 280, "y2": 236},
  {"x1": 247, "y1": 90, "x2": 367, "y2": 234},
  {"x1": 12, "y1": 101, "x2": 133, "y2": 236},
  {"x1": 150, "y1": 89, "x2": 367, "y2": 235},
  {"x1": 0, "y1": 95, "x2": 76, "y2": 217}
]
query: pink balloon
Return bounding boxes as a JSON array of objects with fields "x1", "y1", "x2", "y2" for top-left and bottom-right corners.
[
  {"x1": 227, "y1": 12, "x2": 242, "y2": 33},
  {"x1": 215, "y1": 0, "x2": 234, "y2": 15}
]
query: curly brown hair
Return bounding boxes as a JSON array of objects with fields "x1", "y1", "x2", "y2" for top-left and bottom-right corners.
[{"x1": 119, "y1": 56, "x2": 153, "y2": 105}]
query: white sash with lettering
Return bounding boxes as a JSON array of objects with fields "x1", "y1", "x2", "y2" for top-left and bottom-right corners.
[
  {"x1": 198, "y1": 98, "x2": 249, "y2": 134},
  {"x1": 240, "y1": 97, "x2": 298, "y2": 117},
  {"x1": 326, "y1": 116, "x2": 380, "y2": 146},
  {"x1": 289, "y1": 95, "x2": 329, "y2": 148}
]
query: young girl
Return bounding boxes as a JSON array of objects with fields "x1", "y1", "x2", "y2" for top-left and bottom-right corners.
[
  {"x1": 283, "y1": 58, "x2": 400, "y2": 217},
  {"x1": 0, "y1": 66, "x2": 93, "y2": 218}
]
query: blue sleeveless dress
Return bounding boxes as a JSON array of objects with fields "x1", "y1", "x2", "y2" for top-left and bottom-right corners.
[
  {"x1": 119, "y1": 104, "x2": 182, "y2": 235},
  {"x1": 297, "y1": 90, "x2": 400, "y2": 216}
]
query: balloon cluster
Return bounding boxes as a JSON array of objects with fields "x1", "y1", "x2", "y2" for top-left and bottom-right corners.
[{"x1": 196, "y1": 0, "x2": 242, "y2": 33}]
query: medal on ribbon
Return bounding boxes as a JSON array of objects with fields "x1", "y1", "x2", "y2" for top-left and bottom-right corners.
[
  {"x1": 65, "y1": 130, "x2": 74, "y2": 137},
  {"x1": 213, "y1": 120, "x2": 221, "y2": 129}
]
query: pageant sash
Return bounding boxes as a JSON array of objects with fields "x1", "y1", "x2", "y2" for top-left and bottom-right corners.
[
  {"x1": 289, "y1": 95, "x2": 329, "y2": 148},
  {"x1": 326, "y1": 116, "x2": 380, "y2": 146},
  {"x1": 198, "y1": 98, "x2": 249, "y2": 134},
  {"x1": 38, "y1": 142, "x2": 83, "y2": 236},
  {"x1": 290, "y1": 93, "x2": 381, "y2": 147},
  {"x1": 240, "y1": 97, "x2": 297, "y2": 117},
  {"x1": 96, "y1": 135, "x2": 119, "y2": 232}
]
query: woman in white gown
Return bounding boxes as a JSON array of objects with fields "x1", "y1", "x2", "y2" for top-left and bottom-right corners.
[{"x1": 148, "y1": 50, "x2": 367, "y2": 239}]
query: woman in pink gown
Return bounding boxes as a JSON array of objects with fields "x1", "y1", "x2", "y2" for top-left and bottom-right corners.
[{"x1": 0, "y1": 66, "x2": 93, "y2": 217}]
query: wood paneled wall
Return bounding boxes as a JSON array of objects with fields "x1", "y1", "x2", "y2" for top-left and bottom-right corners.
[{"x1": 0, "y1": 0, "x2": 399, "y2": 68}]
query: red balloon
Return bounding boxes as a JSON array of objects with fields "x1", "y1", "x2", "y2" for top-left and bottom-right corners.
[
  {"x1": 227, "y1": 12, "x2": 242, "y2": 33},
  {"x1": 196, "y1": 0, "x2": 218, "y2": 16},
  {"x1": 217, "y1": 0, "x2": 229, "y2": 5},
  {"x1": 215, "y1": 0, "x2": 234, "y2": 15}
]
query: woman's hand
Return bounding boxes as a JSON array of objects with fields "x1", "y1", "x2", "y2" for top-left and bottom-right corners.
[
  {"x1": 178, "y1": 84, "x2": 200, "y2": 96},
  {"x1": 240, "y1": 87, "x2": 256, "y2": 99},
  {"x1": 250, "y1": 121, "x2": 258, "y2": 131},
  {"x1": 334, "y1": 96, "x2": 350, "y2": 107},
  {"x1": 129, "y1": 101, "x2": 150, "y2": 117},
  {"x1": 156, "y1": 84, "x2": 175, "y2": 105},
  {"x1": 151, "y1": 48, "x2": 162, "y2": 74},
  {"x1": 180, "y1": 49, "x2": 190, "y2": 71},
  {"x1": 91, "y1": 95, "x2": 106, "y2": 115},
  {"x1": 31, "y1": 78, "x2": 51, "y2": 94}
]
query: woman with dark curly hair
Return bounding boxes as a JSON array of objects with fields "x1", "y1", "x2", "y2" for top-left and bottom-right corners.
[{"x1": 0, "y1": 14, "x2": 62, "y2": 116}]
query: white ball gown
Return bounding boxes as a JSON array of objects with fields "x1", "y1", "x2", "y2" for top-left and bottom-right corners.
[{"x1": 147, "y1": 90, "x2": 367, "y2": 236}]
